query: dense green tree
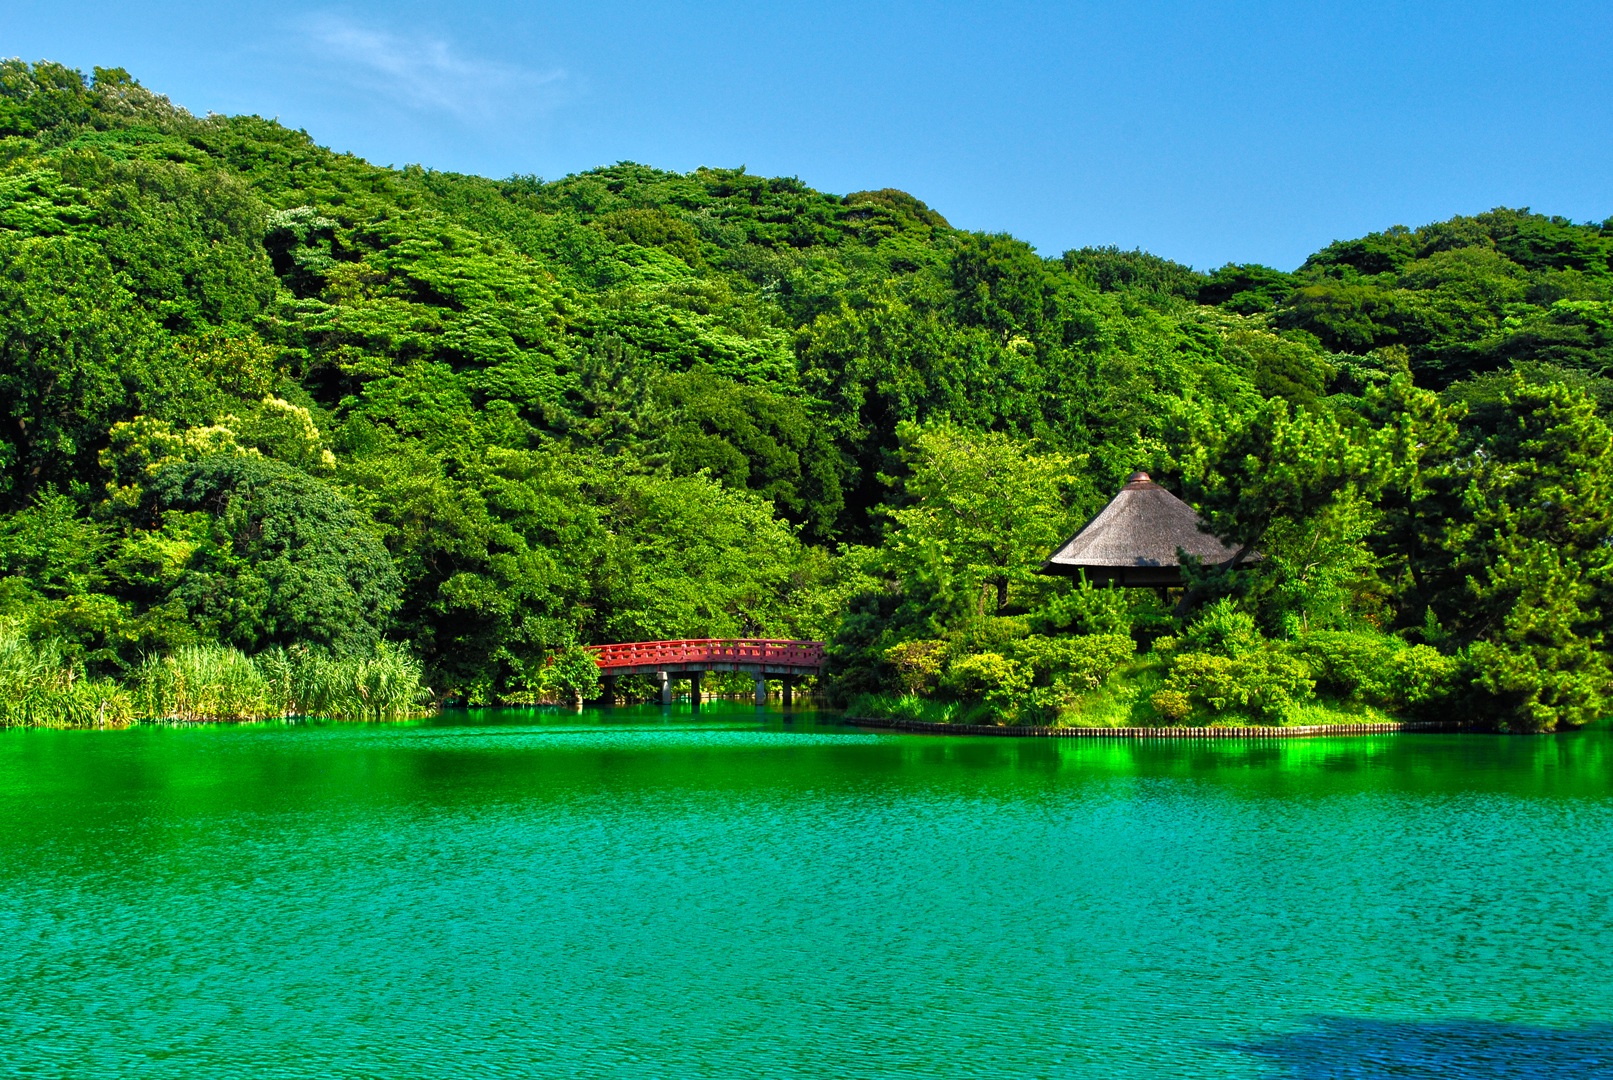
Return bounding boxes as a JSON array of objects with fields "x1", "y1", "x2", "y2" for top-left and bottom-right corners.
[
  {"x1": 882, "y1": 421, "x2": 1076, "y2": 616},
  {"x1": 0, "y1": 235, "x2": 199, "y2": 507},
  {"x1": 1273, "y1": 210, "x2": 1613, "y2": 386},
  {"x1": 1061, "y1": 246, "x2": 1204, "y2": 304},
  {"x1": 1421, "y1": 379, "x2": 1613, "y2": 730},
  {"x1": 142, "y1": 455, "x2": 401, "y2": 656},
  {"x1": 647, "y1": 367, "x2": 844, "y2": 538},
  {"x1": 0, "y1": 491, "x2": 112, "y2": 598},
  {"x1": 1198, "y1": 264, "x2": 1298, "y2": 314},
  {"x1": 1174, "y1": 396, "x2": 1385, "y2": 565}
]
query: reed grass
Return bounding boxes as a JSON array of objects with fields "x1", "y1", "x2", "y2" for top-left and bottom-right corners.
[
  {"x1": 135, "y1": 642, "x2": 433, "y2": 723},
  {"x1": 1, "y1": 630, "x2": 434, "y2": 727},
  {"x1": 258, "y1": 643, "x2": 431, "y2": 721},
  {"x1": 132, "y1": 644, "x2": 271, "y2": 722},
  {"x1": 0, "y1": 630, "x2": 134, "y2": 728},
  {"x1": 848, "y1": 693, "x2": 973, "y2": 725}
]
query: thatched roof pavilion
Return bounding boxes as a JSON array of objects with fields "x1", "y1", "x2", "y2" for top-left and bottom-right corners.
[{"x1": 1040, "y1": 472, "x2": 1242, "y2": 587}]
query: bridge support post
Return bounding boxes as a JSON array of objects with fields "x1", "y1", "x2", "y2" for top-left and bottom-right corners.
[
  {"x1": 659, "y1": 671, "x2": 671, "y2": 706},
  {"x1": 782, "y1": 675, "x2": 794, "y2": 709},
  {"x1": 602, "y1": 675, "x2": 616, "y2": 707},
  {"x1": 689, "y1": 671, "x2": 702, "y2": 711},
  {"x1": 755, "y1": 674, "x2": 767, "y2": 706}
]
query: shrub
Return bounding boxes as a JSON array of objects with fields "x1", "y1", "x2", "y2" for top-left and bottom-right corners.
[
  {"x1": 1289, "y1": 631, "x2": 1395, "y2": 699},
  {"x1": 1145, "y1": 599, "x2": 1319, "y2": 724},
  {"x1": 1017, "y1": 684, "x2": 1082, "y2": 726},
  {"x1": 883, "y1": 638, "x2": 949, "y2": 695},
  {"x1": 951, "y1": 615, "x2": 1033, "y2": 656},
  {"x1": 1466, "y1": 640, "x2": 1610, "y2": 733},
  {"x1": 1175, "y1": 600, "x2": 1265, "y2": 656},
  {"x1": 1386, "y1": 645, "x2": 1461, "y2": 709},
  {"x1": 1039, "y1": 580, "x2": 1136, "y2": 636},
  {"x1": 941, "y1": 651, "x2": 1031, "y2": 718},
  {"x1": 539, "y1": 645, "x2": 603, "y2": 705},
  {"x1": 1153, "y1": 648, "x2": 1315, "y2": 724},
  {"x1": 1016, "y1": 633, "x2": 1135, "y2": 690},
  {"x1": 1150, "y1": 688, "x2": 1192, "y2": 722},
  {"x1": 1288, "y1": 630, "x2": 1460, "y2": 714}
]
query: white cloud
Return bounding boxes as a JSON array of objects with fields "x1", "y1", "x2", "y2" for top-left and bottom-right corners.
[{"x1": 300, "y1": 13, "x2": 564, "y2": 120}]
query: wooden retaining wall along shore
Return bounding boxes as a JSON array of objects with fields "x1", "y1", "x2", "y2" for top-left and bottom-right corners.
[{"x1": 842, "y1": 717, "x2": 1467, "y2": 738}]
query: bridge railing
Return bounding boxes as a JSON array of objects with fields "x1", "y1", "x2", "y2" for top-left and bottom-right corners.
[{"x1": 586, "y1": 639, "x2": 825, "y2": 670}]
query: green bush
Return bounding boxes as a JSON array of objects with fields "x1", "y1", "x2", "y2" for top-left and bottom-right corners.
[
  {"x1": 1150, "y1": 603, "x2": 1316, "y2": 723},
  {"x1": 1152, "y1": 649, "x2": 1315, "y2": 724},
  {"x1": 941, "y1": 651, "x2": 1031, "y2": 719},
  {"x1": 1385, "y1": 645, "x2": 1462, "y2": 709},
  {"x1": 1038, "y1": 580, "x2": 1137, "y2": 636},
  {"x1": 512, "y1": 644, "x2": 601, "y2": 705},
  {"x1": 1289, "y1": 630, "x2": 1459, "y2": 714},
  {"x1": 1153, "y1": 618, "x2": 1463, "y2": 725},
  {"x1": 883, "y1": 638, "x2": 949, "y2": 695},
  {"x1": 1465, "y1": 639, "x2": 1610, "y2": 733},
  {"x1": 1173, "y1": 600, "x2": 1266, "y2": 656},
  {"x1": 1016, "y1": 633, "x2": 1135, "y2": 690}
]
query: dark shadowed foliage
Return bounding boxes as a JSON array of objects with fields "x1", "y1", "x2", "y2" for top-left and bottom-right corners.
[{"x1": 145, "y1": 455, "x2": 400, "y2": 655}]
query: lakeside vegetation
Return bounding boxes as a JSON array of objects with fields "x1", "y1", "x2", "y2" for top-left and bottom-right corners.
[
  {"x1": 0, "y1": 628, "x2": 429, "y2": 726},
  {"x1": 0, "y1": 61, "x2": 1609, "y2": 731}
]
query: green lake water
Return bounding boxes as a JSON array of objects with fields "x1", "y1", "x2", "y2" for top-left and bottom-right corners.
[{"x1": 2, "y1": 704, "x2": 1611, "y2": 1078}]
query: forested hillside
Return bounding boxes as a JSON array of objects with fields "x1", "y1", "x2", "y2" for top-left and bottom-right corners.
[{"x1": 2, "y1": 62, "x2": 1610, "y2": 729}]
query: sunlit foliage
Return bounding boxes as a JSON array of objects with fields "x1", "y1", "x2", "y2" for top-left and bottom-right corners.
[{"x1": 0, "y1": 60, "x2": 1608, "y2": 729}]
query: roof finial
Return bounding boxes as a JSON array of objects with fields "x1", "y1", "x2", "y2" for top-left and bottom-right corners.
[{"x1": 1125, "y1": 471, "x2": 1153, "y2": 487}]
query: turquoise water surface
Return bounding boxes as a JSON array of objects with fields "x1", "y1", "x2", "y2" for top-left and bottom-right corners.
[{"x1": 2, "y1": 704, "x2": 1611, "y2": 1078}]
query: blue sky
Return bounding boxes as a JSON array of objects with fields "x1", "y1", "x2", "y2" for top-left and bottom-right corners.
[{"x1": 3, "y1": 2, "x2": 1609, "y2": 269}]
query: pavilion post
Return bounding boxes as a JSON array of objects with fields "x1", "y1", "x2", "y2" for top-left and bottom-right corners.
[
  {"x1": 689, "y1": 671, "x2": 702, "y2": 711},
  {"x1": 658, "y1": 671, "x2": 671, "y2": 705}
]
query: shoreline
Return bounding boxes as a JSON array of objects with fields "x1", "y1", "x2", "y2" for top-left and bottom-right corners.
[{"x1": 841, "y1": 716, "x2": 1472, "y2": 738}]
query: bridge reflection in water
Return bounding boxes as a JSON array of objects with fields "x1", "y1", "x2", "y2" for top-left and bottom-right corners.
[{"x1": 585, "y1": 639, "x2": 825, "y2": 707}]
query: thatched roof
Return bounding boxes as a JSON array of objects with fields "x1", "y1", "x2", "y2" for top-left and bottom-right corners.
[{"x1": 1040, "y1": 472, "x2": 1241, "y2": 586}]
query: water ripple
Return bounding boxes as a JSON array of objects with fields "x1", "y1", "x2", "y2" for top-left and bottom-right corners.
[{"x1": 0, "y1": 712, "x2": 1609, "y2": 1078}]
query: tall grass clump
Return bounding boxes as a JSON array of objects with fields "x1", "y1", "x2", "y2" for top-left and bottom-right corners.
[
  {"x1": 0, "y1": 629, "x2": 133, "y2": 728},
  {"x1": 847, "y1": 692, "x2": 969, "y2": 725},
  {"x1": 256, "y1": 643, "x2": 431, "y2": 721},
  {"x1": 133, "y1": 643, "x2": 271, "y2": 722},
  {"x1": 0, "y1": 633, "x2": 432, "y2": 726}
]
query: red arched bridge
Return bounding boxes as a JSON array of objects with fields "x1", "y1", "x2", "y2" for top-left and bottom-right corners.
[{"x1": 586, "y1": 639, "x2": 825, "y2": 706}]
